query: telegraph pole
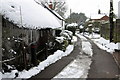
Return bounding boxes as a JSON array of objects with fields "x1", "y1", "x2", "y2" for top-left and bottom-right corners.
[
  {"x1": 20, "y1": 6, "x2": 23, "y2": 28},
  {"x1": 70, "y1": 9, "x2": 72, "y2": 24},
  {"x1": 109, "y1": 0, "x2": 114, "y2": 42}
]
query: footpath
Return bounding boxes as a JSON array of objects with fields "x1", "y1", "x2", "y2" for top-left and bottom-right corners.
[
  {"x1": 27, "y1": 36, "x2": 119, "y2": 80},
  {"x1": 28, "y1": 37, "x2": 82, "y2": 80},
  {"x1": 86, "y1": 37, "x2": 120, "y2": 79}
]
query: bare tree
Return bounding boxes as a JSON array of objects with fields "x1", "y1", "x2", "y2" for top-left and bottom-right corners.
[{"x1": 38, "y1": 0, "x2": 68, "y2": 17}]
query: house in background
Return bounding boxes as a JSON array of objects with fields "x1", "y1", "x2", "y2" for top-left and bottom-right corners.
[
  {"x1": 85, "y1": 13, "x2": 110, "y2": 36},
  {"x1": 89, "y1": 14, "x2": 109, "y2": 26}
]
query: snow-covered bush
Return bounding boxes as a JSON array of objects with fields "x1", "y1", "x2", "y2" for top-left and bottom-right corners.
[
  {"x1": 60, "y1": 30, "x2": 73, "y2": 44},
  {"x1": 54, "y1": 30, "x2": 73, "y2": 51},
  {"x1": 55, "y1": 36, "x2": 69, "y2": 51}
]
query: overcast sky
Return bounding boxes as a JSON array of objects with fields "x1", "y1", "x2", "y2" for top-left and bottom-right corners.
[{"x1": 66, "y1": 0, "x2": 120, "y2": 17}]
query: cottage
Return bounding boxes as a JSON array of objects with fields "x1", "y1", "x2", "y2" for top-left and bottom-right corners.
[
  {"x1": 1, "y1": 0, "x2": 63, "y2": 70},
  {"x1": 85, "y1": 13, "x2": 109, "y2": 35},
  {"x1": 90, "y1": 14, "x2": 109, "y2": 22}
]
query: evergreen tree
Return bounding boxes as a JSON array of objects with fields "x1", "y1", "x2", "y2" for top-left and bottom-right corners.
[{"x1": 66, "y1": 12, "x2": 87, "y2": 25}]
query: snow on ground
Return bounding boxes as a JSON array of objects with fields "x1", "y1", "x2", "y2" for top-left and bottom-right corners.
[
  {"x1": 52, "y1": 33, "x2": 93, "y2": 78},
  {"x1": 84, "y1": 33, "x2": 119, "y2": 53},
  {"x1": 76, "y1": 33, "x2": 87, "y2": 41},
  {"x1": 55, "y1": 36, "x2": 65, "y2": 43},
  {"x1": 53, "y1": 54, "x2": 92, "y2": 79},
  {"x1": 82, "y1": 42, "x2": 93, "y2": 57},
  {"x1": 2, "y1": 36, "x2": 77, "y2": 79},
  {"x1": 72, "y1": 36, "x2": 77, "y2": 43},
  {"x1": 76, "y1": 33, "x2": 93, "y2": 57}
]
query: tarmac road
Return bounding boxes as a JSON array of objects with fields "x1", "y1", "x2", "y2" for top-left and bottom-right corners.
[
  {"x1": 86, "y1": 37, "x2": 119, "y2": 79},
  {"x1": 28, "y1": 37, "x2": 82, "y2": 80},
  {"x1": 27, "y1": 36, "x2": 119, "y2": 80}
]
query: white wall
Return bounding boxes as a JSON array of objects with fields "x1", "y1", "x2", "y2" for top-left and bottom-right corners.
[{"x1": 118, "y1": 1, "x2": 120, "y2": 19}]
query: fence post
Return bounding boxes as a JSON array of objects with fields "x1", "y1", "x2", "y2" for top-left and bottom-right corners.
[
  {"x1": 31, "y1": 43, "x2": 37, "y2": 66},
  {"x1": 0, "y1": 15, "x2": 2, "y2": 72},
  {"x1": 109, "y1": 0, "x2": 114, "y2": 42}
]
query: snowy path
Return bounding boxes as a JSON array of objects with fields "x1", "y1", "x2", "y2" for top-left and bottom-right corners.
[
  {"x1": 85, "y1": 37, "x2": 119, "y2": 78},
  {"x1": 52, "y1": 34, "x2": 93, "y2": 79},
  {"x1": 53, "y1": 54, "x2": 92, "y2": 79},
  {"x1": 28, "y1": 36, "x2": 82, "y2": 79}
]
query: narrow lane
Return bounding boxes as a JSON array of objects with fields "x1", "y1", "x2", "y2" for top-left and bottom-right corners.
[
  {"x1": 28, "y1": 37, "x2": 82, "y2": 80},
  {"x1": 86, "y1": 37, "x2": 119, "y2": 78}
]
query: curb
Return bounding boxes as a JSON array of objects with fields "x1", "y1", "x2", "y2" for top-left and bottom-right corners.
[{"x1": 112, "y1": 54, "x2": 120, "y2": 69}]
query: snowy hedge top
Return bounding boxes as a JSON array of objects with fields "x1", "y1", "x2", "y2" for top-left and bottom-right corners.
[
  {"x1": 67, "y1": 23, "x2": 78, "y2": 27},
  {"x1": 79, "y1": 25, "x2": 84, "y2": 29},
  {"x1": 0, "y1": 0, "x2": 61, "y2": 29}
]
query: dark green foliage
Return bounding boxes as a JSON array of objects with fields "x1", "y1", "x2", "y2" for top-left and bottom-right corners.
[
  {"x1": 66, "y1": 12, "x2": 87, "y2": 24},
  {"x1": 100, "y1": 23, "x2": 110, "y2": 39},
  {"x1": 67, "y1": 27, "x2": 76, "y2": 35}
]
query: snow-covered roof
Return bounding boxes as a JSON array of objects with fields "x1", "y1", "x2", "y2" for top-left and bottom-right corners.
[
  {"x1": 90, "y1": 14, "x2": 106, "y2": 20},
  {"x1": 67, "y1": 23, "x2": 78, "y2": 27},
  {"x1": 39, "y1": 1, "x2": 64, "y2": 21},
  {"x1": 52, "y1": 10, "x2": 64, "y2": 20},
  {"x1": 0, "y1": 0, "x2": 61, "y2": 29}
]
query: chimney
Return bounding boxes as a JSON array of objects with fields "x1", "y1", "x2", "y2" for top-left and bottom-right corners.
[
  {"x1": 49, "y1": 1, "x2": 53, "y2": 10},
  {"x1": 98, "y1": 9, "x2": 101, "y2": 14}
]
